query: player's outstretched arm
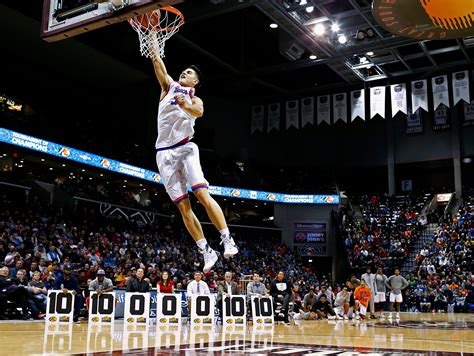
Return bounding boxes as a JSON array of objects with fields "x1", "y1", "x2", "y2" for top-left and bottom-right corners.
[
  {"x1": 175, "y1": 96, "x2": 204, "y2": 118},
  {"x1": 151, "y1": 52, "x2": 171, "y2": 92}
]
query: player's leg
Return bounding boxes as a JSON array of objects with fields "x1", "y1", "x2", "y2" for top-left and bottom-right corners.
[
  {"x1": 156, "y1": 150, "x2": 217, "y2": 272},
  {"x1": 183, "y1": 143, "x2": 238, "y2": 258}
]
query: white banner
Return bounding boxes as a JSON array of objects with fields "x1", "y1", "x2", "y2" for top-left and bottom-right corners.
[
  {"x1": 222, "y1": 295, "x2": 247, "y2": 326},
  {"x1": 250, "y1": 296, "x2": 274, "y2": 325},
  {"x1": 156, "y1": 293, "x2": 181, "y2": 325},
  {"x1": 251, "y1": 106, "x2": 264, "y2": 134},
  {"x1": 350, "y1": 90, "x2": 365, "y2": 121},
  {"x1": 88, "y1": 292, "x2": 115, "y2": 324},
  {"x1": 124, "y1": 292, "x2": 151, "y2": 325},
  {"x1": 190, "y1": 295, "x2": 215, "y2": 325},
  {"x1": 301, "y1": 97, "x2": 314, "y2": 127},
  {"x1": 453, "y1": 70, "x2": 470, "y2": 105},
  {"x1": 46, "y1": 290, "x2": 75, "y2": 323},
  {"x1": 332, "y1": 93, "x2": 347, "y2": 123},
  {"x1": 432, "y1": 75, "x2": 450, "y2": 110},
  {"x1": 317, "y1": 95, "x2": 330, "y2": 125},
  {"x1": 411, "y1": 80, "x2": 428, "y2": 112},
  {"x1": 285, "y1": 100, "x2": 299, "y2": 129},
  {"x1": 267, "y1": 103, "x2": 280, "y2": 133},
  {"x1": 391, "y1": 83, "x2": 407, "y2": 117},
  {"x1": 370, "y1": 86, "x2": 386, "y2": 119}
]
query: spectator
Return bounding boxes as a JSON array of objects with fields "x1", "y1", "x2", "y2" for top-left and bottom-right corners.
[
  {"x1": 354, "y1": 279, "x2": 372, "y2": 320},
  {"x1": 157, "y1": 270, "x2": 174, "y2": 293},
  {"x1": 270, "y1": 271, "x2": 291, "y2": 323},
  {"x1": 126, "y1": 268, "x2": 151, "y2": 293},
  {"x1": 0, "y1": 266, "x2": 30, "y2": 320},
  {"x1": 54, "y1": 264, "x2": 83, "y2": 322}
]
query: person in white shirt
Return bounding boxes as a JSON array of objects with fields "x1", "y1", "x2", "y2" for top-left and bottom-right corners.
[
  {"x1": 361, "y1": 266, "x2": 376, "y2": 319},
  {"x1": 186, "y1": 271, "x2": 210, "y2": 297}
]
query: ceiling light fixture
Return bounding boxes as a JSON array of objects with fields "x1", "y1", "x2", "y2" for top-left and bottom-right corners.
[
  {"x1": 309, "y1": 54, "x2": 317, "y2": 60},
  {"x1": 366, "y1": 51, "x2": 375, "y2": 56},
  {"x1": 331, "y1": 23, "x2": 340, "y2": 32},
  {"x1": 305, "y1": 6, "x2": 314, "y2": 13},
  {"x1": 270, "y1": 23, "x2": 278, "y2": 29},
  {"x1": 338, "y1": 33, "x2": 348, "y2": 44},
  {"x1": 313, "y1": 23, "x2": 325, "y2": 36}
]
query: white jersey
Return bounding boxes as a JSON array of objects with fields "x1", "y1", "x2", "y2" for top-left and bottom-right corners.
[{"x1": 156, "y1": 81, "x2": 197, "y2": 149}]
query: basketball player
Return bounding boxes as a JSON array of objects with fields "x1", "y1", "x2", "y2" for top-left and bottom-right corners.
[
  {"x1": 150, "y1": 51, "x2": 238, "y2": 273},
  {"x1": 385, "y1": 268, "x2": 408, "y2": 319}
]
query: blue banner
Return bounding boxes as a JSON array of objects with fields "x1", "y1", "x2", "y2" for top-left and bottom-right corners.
[{"x1": 0, "y1": 128, "x2": 339, "y2": 205}]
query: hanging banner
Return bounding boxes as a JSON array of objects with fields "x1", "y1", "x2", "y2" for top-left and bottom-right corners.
[
  {"x1": 411, "y1": 80, "x2": 428, "y2": 112},
  {"x1": 464, "y1": 100, "x2": 474, "y2": 127},
  {"x1": 390, "y1": 83, "x2": 407, "y2": 117},
  {"x1": 332, "y1": 93, "x2": 347, "y2": 123},
  {"x1": 267, "y1": 103, "x2": 280, "y2": 133},
  {"x1": 370, "y1": 86, "x2": 386, "y2": 119},
  {"x1": 251, "y1": 106, "x2": 264, "y2": 134},
  {"x1": 433, "y1": 104, "x2": 450, "y2": 131},
  {"x1": 453, "y1": 71, "x2": 470, "y2": 106},
  {"x1": 432, "y1": 75, "x2": 450, "y2": 110},
  {"x1": 406, "y1": 109, "x2": 423, "y2": 135},
  {"x1": 350, "y1": 90, "x2": 365, "y2": 121},
  {"x1": 285, "y1": 100, "x2": 299, "y2": 129},
  {"x1": 301, "y1": 97, "x2": 314, "y2": 128},
  {"x1": 317, "y1": 95, "x2": 330, "y2": 125}
]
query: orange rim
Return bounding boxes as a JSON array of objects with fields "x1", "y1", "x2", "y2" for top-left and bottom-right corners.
[{"x1": 129, "y1": 6, "x2": 185, "y2": 33}]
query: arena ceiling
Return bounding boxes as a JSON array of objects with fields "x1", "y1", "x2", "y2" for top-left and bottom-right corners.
[{"x1": 2, "y1": 0, "x2": 474, "y2": 97}]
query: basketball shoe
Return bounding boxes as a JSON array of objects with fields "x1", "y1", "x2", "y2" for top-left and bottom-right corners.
[
  {"x1": 221, "y1": 235, "x2": 238, "y2": 258},
  {"x1": 201, "y1": 248, "x2": 218, "y2": 273}
]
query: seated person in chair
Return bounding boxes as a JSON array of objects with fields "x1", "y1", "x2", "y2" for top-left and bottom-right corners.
[
  {"x1": 270, "y1": 271, "x2": 291, "y2": 323},
  {"x1": 216, "y1": 271, "x2": 239, "y2": 315}
]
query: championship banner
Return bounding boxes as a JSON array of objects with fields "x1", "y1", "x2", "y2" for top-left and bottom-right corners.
[
  {"x1": 250, "y1": 296, "x2": 274, "y2": 325},
  {"x1": 222, "y1": 295, "x2": 246, "y2": 326},
  {"x1": 411, "y1": 80, "x2": 428, "y2": 112},
  {"x1": 370, "y1": 86, "x2": 386, "y2": 119},
  {"x1": 332, "y1": 93, "x2": 347, "y2": 123},
  {"x1": 250, "y1": 105, "x2": 264, "y2": 134},
  {"x1": 301, "y1": 97, "x2": 314, "y2": 128},
  {"x1": 391, "y1": 83, "x2": 407, "y2": 117},
  {"x1": 453, "y1": 71, "x2": 470, "y2": 106},
  {"x1": 88, "y1": 292, "x2": 115, "y2": 324},
  {"x1": 189, "y1": 295, "x2": 215, "y2": 325},
  {"x1": 285, "y1": 100, "x2": 299, "y2": 129},
  {"x1": 124, "y1": 292, "x2": 151, "y2": 325},
  {"x1": 432, "y1": 75, "x2": 450, "y2": 110},
  {"x1": 406, "y1": 109, "x2": 423, "y2": 135},
  {"x1": 46, "y1": 290, "x2": 75, "y2": 323},
  {"x1": 267, "y1": 103, "x2": 280, "y2": 133},
  {"x1": 464, "y1": 100, "x2": 474, "y2": 127},
  {"x1": 350, "y1": 90, "x2": 365, "y2": 121},
  {"x1": 317, "y1": 95, "x2": 330, "y2": 125},
  {"x1": 433, "y1": 104, "x2": 450, "y2": 131},
  {"x1": 156, "y1": 293, "x2": 181, "y2": 325}
]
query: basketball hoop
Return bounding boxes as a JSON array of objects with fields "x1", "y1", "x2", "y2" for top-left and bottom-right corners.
[{"x1": 128, "y1": 6, "x2": 184, "y2": 59}]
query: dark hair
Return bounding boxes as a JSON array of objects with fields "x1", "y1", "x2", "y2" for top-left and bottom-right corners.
[{"x1": 188, "y1": 65, "x2": 203, "y2": 88}]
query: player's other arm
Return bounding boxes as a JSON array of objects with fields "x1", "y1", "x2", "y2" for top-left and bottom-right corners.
[
  {"x1": 176, "y1": 96, "x2": 204, "y2": 118},
  {"x1": 151, "y1": 55, "x2": 171, "y2": 92}
]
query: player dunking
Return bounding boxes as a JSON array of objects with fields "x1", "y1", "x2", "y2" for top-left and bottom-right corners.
[{"x1": 150, "y1": 52, "x2": 238, "y2": 273}]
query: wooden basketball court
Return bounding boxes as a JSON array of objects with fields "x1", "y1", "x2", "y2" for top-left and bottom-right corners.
[{"x1": 1, "y1": 313, "x2": 472, "y2": 355}]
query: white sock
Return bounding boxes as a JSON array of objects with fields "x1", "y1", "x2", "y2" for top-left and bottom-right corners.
[
  {"x1": 196, "y1": 238, "x2": 210, "y2": 251},
  {"x1": 219, "y1": 227, "x2": 230, "y2": 238}
]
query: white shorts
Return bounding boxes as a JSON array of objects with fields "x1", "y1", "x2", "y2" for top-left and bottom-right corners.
[
  {"x1": 358, "y1": 304, "x2": 367, "y2": 315},
  {"x1": 374, "y1": 292, "x2": 386, "y2": 303},
  {"x1": 389, "y1": 292, "x2": 403, "y2": 303},
  {"x1": 156, "y1": 142, "x2": 208, "y2": 203}
]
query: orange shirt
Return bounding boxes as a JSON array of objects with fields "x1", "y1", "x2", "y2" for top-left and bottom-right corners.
[{"x1": 354, "y1": 285, "x2": 372, "y2": 307}]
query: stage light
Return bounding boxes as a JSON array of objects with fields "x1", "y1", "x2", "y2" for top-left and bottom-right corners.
[
  {"x1": 313, "y1": 23, "x2": 325, "y2": 36},
  {"x1": 338, "y1": 34, "x2": 347, "y2": 44},
  {"x1": 309, "y1": 54, "x2": 317, "y2": 59},
  {"x1": 366, "y1": 51, "x2": 375, "y2": 56},
  {"x1": 270, "y1": 23, "x2": 278, "y2": 29},
  {"x1": 300, "y1": 0, "x2": 307, "y2": 5},
  {"x1": 305, "y1": 6, "x2": 314, "y2": 13},
  {"x1": 331, "y1": 23, "x2": 340, "y2": 32}
]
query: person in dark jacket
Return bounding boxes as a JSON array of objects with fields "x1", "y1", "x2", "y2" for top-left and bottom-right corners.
[
  {"x1": 270, "y1": 271, "x2": 291, "y2": 323},
  {"x1": 54, "y1": 264, "x2": 84, "y2": 321},
  {"x1": 0, "y1": 266, "x2": 29, "y2": 319},
  {"x1": 126, "y1": 268, "x2": 151, "y2": 293}
]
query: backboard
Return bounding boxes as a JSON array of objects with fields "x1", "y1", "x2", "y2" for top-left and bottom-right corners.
[{"x1": 41, "y1": 0, "x2": 184, "y2": 42}]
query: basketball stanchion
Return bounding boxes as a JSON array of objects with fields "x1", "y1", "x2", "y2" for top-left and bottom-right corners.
[
  {"x1": 189, "y1": 295, "x2": 215, "y2": 325},
  {"x1": 156, "y1": 293, "x2": 181, "y2": 325},
  {"x1": 155, "y1": 325, "x2": 182, "y2": 352},
  {"x1": 250, "y1": 296, "x2": 274, "y2": 325},
  {"x1": 88, "y1": 291, "x2": 116, "y2": 324},
  {"x1": 124, "y1": 292, "x2": 151, "y2": 325},
  {"x1": 45, "y1": 290, "x2": 75, "y2": 323},
  {"x1": 222, "y1": 295, "x2": 246, "y2": 326}
]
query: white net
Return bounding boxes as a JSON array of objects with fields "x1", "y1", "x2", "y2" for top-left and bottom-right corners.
[{"x1": 129, "y1": 7, "x2": 184, "y2": 60}]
